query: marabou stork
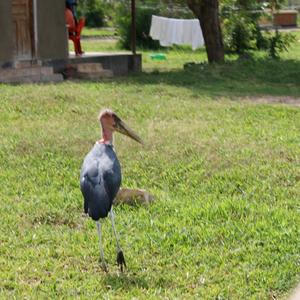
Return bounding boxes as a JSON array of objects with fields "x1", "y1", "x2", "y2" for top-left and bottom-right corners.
[{"x1": 80, "y1": 109, "x2": 143, "y2": 271}]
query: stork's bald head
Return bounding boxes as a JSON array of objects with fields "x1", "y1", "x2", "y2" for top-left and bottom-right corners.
[
  {"x1": 99, "y1": 109, "x2": 118, "y2": 132},
  {"x1": 99, "y1": 109, "x2": 143, "y2": 144}
]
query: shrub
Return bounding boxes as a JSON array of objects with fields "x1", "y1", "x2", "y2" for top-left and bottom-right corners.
[
  {"x1": 77, "y1": 0, "x2": 105, "y2": 27},
  {"x1": 222, "y1": 13, "x2": 257, "y2": 54},
  {"x1": 221, "y1": 0, "x2": 295, "y2": 58},
  {"x1": 267, "y1": 30, "x2": 296, "y2": 59},
  {"x1": 221, "y1": 1, "x2": 264, "y2": 54},
  {"x1": 115, "y1": 4, "x2": 160, "y2": 50}
]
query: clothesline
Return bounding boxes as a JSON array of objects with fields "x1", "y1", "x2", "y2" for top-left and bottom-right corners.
[
  {"x1": 122, "y1": 3, "x2": 193, "y2": 14},
  {"x1": 136, "y1": 5, "x2": 191, "y2": 12}
]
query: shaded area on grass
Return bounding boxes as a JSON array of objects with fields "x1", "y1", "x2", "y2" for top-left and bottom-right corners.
[
  {"x1": 129, "y1": 58, "x2": 300, "y2": 99},
  {"x1": 103, "y1": 273, "x2": 149, "y2": 290}
]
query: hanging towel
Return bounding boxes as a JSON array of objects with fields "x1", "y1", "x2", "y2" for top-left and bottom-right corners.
[{"x1": 149, "y1": 15, "x2": 204, "y2": 50}]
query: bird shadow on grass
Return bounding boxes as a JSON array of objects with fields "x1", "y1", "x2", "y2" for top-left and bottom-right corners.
[{"x1": 103, "y1": 272, "x2": 149, "y2": 290}]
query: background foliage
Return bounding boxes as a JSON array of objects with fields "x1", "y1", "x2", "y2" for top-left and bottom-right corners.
[
  {"x1": 77, "y1": 0, "x2": 297, "y2": 58},
  {"x1": 221, "y1": 0, "x2": 296, "y2": 58},
  {"x1": 115, "y1": 4, "x2": 161, "y2": 50},
  {"x1": 77, "y1": 0, "x2": 106, "y2": 27}
]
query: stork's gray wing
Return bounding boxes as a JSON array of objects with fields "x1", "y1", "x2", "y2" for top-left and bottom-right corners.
[
  {"x1": 80, "y1": 160, "x2": 109, "y2": 220},
  {"x1": 80, "y1": 144, "x2": 121, "y2": 220}
]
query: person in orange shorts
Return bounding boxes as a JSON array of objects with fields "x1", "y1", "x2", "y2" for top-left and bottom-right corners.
[
  {"x1": 65, "y1": 2, "x2": 84, "y2": 56},
  {"x1": 65, "y1": 7, "x2": 76, "y2": 33}
]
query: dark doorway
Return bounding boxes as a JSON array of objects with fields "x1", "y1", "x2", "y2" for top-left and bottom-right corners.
[{"x1": 11, "y1": 0, "x2": 34, "y2": 60}]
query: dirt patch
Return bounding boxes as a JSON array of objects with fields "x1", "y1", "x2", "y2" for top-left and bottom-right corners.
[{"x1": 244, "y1": 96, "x2": 300, "y2": 107}]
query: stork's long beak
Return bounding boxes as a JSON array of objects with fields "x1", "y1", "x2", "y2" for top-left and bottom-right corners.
[{"x1": 114, "y1": 117, "x2": 143, "y2": 145}]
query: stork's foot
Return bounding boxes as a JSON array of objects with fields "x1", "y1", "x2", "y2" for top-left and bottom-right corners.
[
  {"x1": 117, "y1": 250, "x2": 126, "y2": 272},
  {"x1": 98, "y1": 258, "x2": 108, "y2": 272}
]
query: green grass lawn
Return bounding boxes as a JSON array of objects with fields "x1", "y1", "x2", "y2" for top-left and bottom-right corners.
[
  {"x1": 1, "y1": 36, "x2": 300, "y2": 299},
  {"x1": 81, "y1": 27, "x2": 117, "y2": 38}
]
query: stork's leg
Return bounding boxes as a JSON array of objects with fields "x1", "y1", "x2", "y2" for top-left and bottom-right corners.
[
  {"x1": 110, "y1": 207, "x2": 126, "y2": 271},
  {"x1": 96, "y1": 221, "x2": 108, "y2": 272}
]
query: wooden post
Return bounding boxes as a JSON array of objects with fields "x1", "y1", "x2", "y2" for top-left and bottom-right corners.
[{"x1": 131, "y1": 0, "x2": 136, "y2": 55}]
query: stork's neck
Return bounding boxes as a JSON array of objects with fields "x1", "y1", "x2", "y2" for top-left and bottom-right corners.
[{"x1": 99, "y1": 127, "x2": 114, "y2": 145}]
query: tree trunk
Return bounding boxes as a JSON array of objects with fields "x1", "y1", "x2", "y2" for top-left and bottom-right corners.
[{"x1": 187, "y1": 0, "x2": 224, "y2": 63}]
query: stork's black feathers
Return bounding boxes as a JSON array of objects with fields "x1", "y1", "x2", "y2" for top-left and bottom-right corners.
[{"x1": 80, "y1": 143, "x2": 121, "y2": 220}]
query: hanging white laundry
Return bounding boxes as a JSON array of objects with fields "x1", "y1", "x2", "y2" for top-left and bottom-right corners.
[{"x1": 149, "y1": 15, "x2": 204, "y2": 50}]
